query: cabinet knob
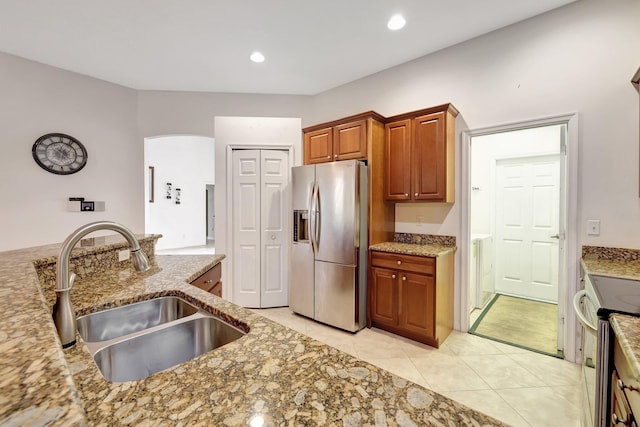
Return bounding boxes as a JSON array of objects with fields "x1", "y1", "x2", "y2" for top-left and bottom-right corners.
[
  {"x1": 402, "y1": 276, "x2": 407, "y2": 281},
  {"x1": 334, "y1": 154, "x2": 338, "y2": 158},
  {"x1": 617, "y1": 379, "x2": 640, "y2": 392},
  {"x1": 327, "y1": 155, "x2": 331, "y2": 159},
  {"x1": 414, "y1": 192, "x2": 418, "y2": 197},
  {"x1": 397, "y1": 260, "x2": 402, "y2": 265},
  {"x1": 204, "y1": 279, "x2": 213, "y2": 284},
  {"x1": 404, "y1": 193, "x2": 409, "y2": 197},
  {"x1": 392, "y1": 274, "x2": 396, "y2": 279},
  {"x1": 611, "y1": 413, "x2": 629, "y2": 425}
]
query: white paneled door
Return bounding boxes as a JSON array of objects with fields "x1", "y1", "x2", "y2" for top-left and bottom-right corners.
[
  {"x1": 232, "y1": 149, "x2": 289, "y2": 308},
  {"x1": 495, "y1": 155, "x2": 560, "y2": 302}
]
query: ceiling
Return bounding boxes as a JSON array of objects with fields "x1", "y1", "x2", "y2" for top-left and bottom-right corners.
[{"x1": 0, "y1": 0, "x2": 576, "y2": 95}]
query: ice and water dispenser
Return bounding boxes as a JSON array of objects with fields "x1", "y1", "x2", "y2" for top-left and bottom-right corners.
[{"x1": 293, "y1": 210, "x2": 309, "y2": 243}]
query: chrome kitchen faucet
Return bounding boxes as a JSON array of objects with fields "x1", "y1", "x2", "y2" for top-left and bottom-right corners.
[{"x1": 52, "y1": 221, "x2": 151, "y2": 348}]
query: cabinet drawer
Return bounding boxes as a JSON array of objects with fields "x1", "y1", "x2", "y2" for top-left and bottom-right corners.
[
  {"x1": 191, "y1": 263, "x2": 222, "y2": 293},
  {"x1": 615, "y1": 336, "x2": 640, "y2": 417},
  {"x1": 370, "y1": 251, "x2": 434, "y2": 275}
]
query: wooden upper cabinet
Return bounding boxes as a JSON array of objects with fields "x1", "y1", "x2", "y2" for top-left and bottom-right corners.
[
  {"x1": 384, "y1": 104, "x2": 458, "y2": 203},
  {"x1": 385, "y1": 119, "x2": 412, "y2": 200},
  {"x1": 413, "y1": 112, "x2": 446, "y2": 201},
  {"x1": 303, "y1": 111, "x2": 394, "y2": 247},
  {"x1": 304, "y1": 127, "x2": 333, "y2": 164},
  {"x1": 304, "y1": 119, "x2": 367, "y2": 164},
  {"x1": 333, "y1": 120, "x2": 367, "y2": 161}
]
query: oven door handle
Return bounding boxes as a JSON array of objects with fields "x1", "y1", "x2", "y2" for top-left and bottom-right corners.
[{"x1": 573, "y1": 289, "x2": 597, "y2": 336}]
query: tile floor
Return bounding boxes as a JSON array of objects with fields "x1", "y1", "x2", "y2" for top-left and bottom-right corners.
[{"x1": 253, "y1": 307, "x2": 582, "y2": 427}]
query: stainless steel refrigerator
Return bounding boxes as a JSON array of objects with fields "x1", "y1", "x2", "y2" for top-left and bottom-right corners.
[{"x1": 290, "y1": 160, "x2": 368, "y2": 332}]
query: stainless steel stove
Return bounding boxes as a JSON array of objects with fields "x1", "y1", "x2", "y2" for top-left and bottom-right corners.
[{"x1": 574, "y1": 273, "x2": 640, "y2": 427}]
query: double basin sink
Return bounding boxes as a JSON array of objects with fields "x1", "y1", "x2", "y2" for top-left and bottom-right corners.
[{"x1": 77, "y1": 296, "x2": 245, "y2": 382}]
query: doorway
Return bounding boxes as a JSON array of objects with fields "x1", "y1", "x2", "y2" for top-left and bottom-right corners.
[
  {"x1": 466, "y1": 122, "x2": 568, "y2": 357},
  {"x1": 144, "y1": 135, "x2": 215, "y2": 252}
]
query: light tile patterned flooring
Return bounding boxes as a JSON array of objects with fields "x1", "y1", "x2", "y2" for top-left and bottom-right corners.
[{"x1": 253, "y1": 307, "x2": 582, "y2": 427}]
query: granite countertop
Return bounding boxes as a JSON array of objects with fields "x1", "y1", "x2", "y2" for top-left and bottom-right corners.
[
  {"x1": 581, "y1": 258, "x2": 640, "y2": 281},
  {"x1": 610, "y1": 314, "x2": 640, "y2": 383},
  {"x1": 1, "y1": 239, "x2": 505, "y2": 426},
  {"x1": 369, "y1": 241, "x2": 456, "y2": 257}
]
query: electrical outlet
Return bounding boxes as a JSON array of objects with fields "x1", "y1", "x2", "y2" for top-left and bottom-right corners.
[
  {"x1": 118, "y1": 249, "x2": 130, "y2": 262},
  {"x1": 416, "y1": 215, "x2": 424, "y2": 227},
  {"x1": 587, "y1": 220, "x2": 600, "y2": 236}
]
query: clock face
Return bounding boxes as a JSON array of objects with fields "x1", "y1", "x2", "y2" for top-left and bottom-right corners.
[{"x1": 32, "y1": 133, "x2": 87, "y2": 175}]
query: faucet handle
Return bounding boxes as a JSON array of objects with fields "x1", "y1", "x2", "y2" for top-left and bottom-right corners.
[{"x1": 56, "y1": 272, "x2": 76, "y2": 293}]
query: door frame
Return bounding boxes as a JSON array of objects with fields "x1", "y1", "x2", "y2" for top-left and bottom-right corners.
[
  {"x1": 224, "y1": 144, "x2": 294, "y2": 304},
  {"x1": 460, "y1": 113, "x2": 580, "y2": 362}
]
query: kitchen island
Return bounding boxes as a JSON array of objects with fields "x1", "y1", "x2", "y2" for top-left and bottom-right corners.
[{"x1": 0, "y1": 238, "x2": 506, "y2": 426}]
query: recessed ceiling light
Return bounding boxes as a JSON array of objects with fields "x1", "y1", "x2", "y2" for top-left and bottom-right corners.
[
  {"x1": 250, "y1": 51, "x2": 265, "y2": 63},
  {"x1": 387, "y1": 14, "x2": 406, "y2": 31}
]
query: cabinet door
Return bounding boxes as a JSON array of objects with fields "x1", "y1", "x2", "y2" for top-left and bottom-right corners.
[
  {"x1": 333, "y1": 120, "x2": 367, "y2": 161},
  {"x1": 385, "y1": 119, "x2": 412, "y2": 200},
  {"x1": 370, "y1": 267, "x2": 398, "y2": 327},
  {"x1": 413, "y1": 112, "x2": 446, "y2": 201},
  {"x1": 304, "y1": 127, "x2": 333, "y2": 164},
  {"x1": 399, "y1": 272, "x2": 435, "y2": 338}
]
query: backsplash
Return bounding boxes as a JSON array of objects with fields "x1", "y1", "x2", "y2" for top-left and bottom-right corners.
[
  {"x1": 34, "y1": 235, "x2": 160, "y2": 306},
  {"x1": 394, "y1": 233, "x2": 456, "y2": 246},
  {"x1": 582, "y1": 245, "x2": 640, "y2": 262}
]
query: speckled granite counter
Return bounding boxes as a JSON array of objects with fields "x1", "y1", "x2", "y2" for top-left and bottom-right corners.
[
  {"x1": 610, "y1": 314, "x2": 640, "y2": 383},
  {"x1": 1, "y1": 237, "x2": 505, "y2": 426},
  {"x1": 581, "y1": 258, "x2": 640, "y2": 281},
  {"x1": 369, "y1": 242, "x2": 456, "y2": 257},
  {"x1": 581, "y1": 245, "x2": 640, "y2": 280}
]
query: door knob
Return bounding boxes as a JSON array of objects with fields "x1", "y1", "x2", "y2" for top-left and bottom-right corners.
[{"x1": 271, "y1": 235, "x2": 276, "y2": 240}]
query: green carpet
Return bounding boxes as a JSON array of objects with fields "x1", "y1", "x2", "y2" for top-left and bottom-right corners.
[{"x1": 469, "y1": 294, "x2": 562, "y2": 358}]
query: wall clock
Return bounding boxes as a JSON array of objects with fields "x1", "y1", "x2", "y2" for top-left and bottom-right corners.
[{"x1": 32, "y1": 133, "x2": 88, "y2": 175}]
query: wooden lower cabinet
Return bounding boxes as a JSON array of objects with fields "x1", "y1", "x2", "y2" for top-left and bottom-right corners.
[
  {"x1": 368, "y1": 250, "x2": 453, "y2": 348},
  {"x1": 613, "y1": 334, "x2": 640, "y2": 426},
  {"x1": 190, "y1": 263, "x2": 222, "y2": 297}
]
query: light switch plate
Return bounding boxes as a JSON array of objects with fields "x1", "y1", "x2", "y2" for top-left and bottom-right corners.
[{"x1": 587, "y1": 220, "x2": 600, "y2": 236}]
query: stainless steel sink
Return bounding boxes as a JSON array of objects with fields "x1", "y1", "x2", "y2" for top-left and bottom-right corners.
[
  {"x1": 77, "y1": 296, "x2": 246, "y2": 382},
  {"x1": 77, "y1": 296, "x2": 199, "y2": 342},
  {"x1": 92, "y1": 315, "x2": 245, "y2": 382}
]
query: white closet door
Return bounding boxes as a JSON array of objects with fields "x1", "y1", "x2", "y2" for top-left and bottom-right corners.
[
  {"x1": 495, "y1": 154, "x2": 559, "y2": 302},
  {"x1": 260, "y1": 150, "x2": 289, "y2": 307},
  {"x1": 232, "y1": 149, "x2": 289, "y2": 308},
  {"x1": 232, "y1": 150, "x2": 261, "y2": 307}
]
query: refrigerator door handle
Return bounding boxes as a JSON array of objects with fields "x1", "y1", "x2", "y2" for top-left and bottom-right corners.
[{"x1": 310, "y1": 182, "x2": 319, "y2": 254}]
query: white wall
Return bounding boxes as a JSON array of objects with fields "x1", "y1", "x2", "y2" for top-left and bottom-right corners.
[
  {"x1": 0, "y1": 52, "x2": 141, "y2": 251},
  {"x1": 311, "y1": 0, "x2": 640, "y2": 248},
  {"x1": 214, "y1": 116, "x2": 302, "y2": 300},
  {"x1": 144, "y1": 135, "x2": 214, "y2": 250}
]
